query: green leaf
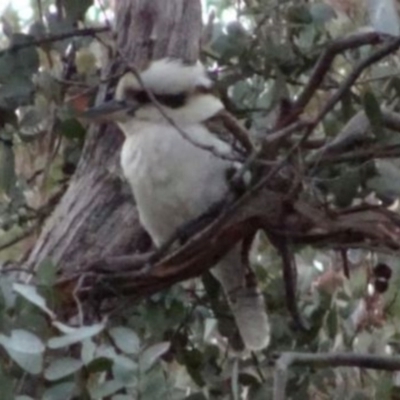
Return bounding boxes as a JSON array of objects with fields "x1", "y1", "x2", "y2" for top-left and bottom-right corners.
[
  {"x1": 349, "y1": 392, "x2": 370, "y2": 400},
  {"x1": 0, "y1": 275, "x2": 17, "y2": 309},
  {"x1": 36, "y1": 259, "x2": 58, "y2": 287},
  {"x1": 13, "y1": 283, "x2": 55, "y2": 318},
  {"x1": 42, "y1": 382, "x2": 76, "y2": 400},
  {"x1": 86, "y1": 356, "x2": 113, "y2": 373},
  {"x1": 287, "y1": 5, "x2": 313, "y2": 24},
  {"x1": 36, "y1": 71, "x2": 62, "y2": 102},
  {"x1": 112, "y1": 354, "x2": 138, "y2": 384},
  {"x1": 89, "y1": 380, "x2": 126, "y2": 399},
  {"x1": 28, "y1": 21, "x2": 47, "y2": 39},
  {"x1": 0, "y1": 75, "x2": 35, "y2": 109},
  {"x1": 0, "y1": 329, "x2": 44, "y2": 353},
  {"x1": 139, "y1": 341, "x2": 170, "y2": 372},
  {"x1": 109, "y1": 326, "x2": 140, "y2": 355},
  {"x1": 250, "y1": 382, "x2": 273, "y2": 400},
  {"x1": 362, "y1": 90, "x2": 384, "y2": 136},
  {"x1": 310, "y1": 4, "x2": 336, "y2": 24},
  {"x1": 0, "y1": 35, "x2": 39, "y2": 83},
  {"x1": 58, "y1": 118, "x2": 86, "y2": 142},
  {"x1": 0, "y1": 135, "x2": 15, "y2": 195},
  {"x1": 81, "y1": 338, "x2": 96, "y2": 365},
  {"x1": 63, "y1": 0, "x2": 93, "y2": 21},
  {"x1": 330, "y1": 168, "x2": 361, "y2": 208},
  {"x1": 0, "y1": 329, "x2": 44, "y2": 374},
  {"x1": 46, "y1": 15, "x2": 75, "y2": 53},
  {"x1": 367, "y1": 160, "x2": 400, "y2": 198},
  {"x1": 48, "y1": 321, "x2": 106, "y2": 349},
  {"x1": 183, "y1": 394, "x2": 207, "y2": 400},
  {"x1": 325, "y1": 307, "x2": 338, "y2": 339},
  {"x1": 45, "y1": 357, "x2": 83, "y2": 381},
  {"x1": 367, "y1": 0, "x2": 400, "y2": 35},
  {"x1": 0, "y1": 370, "x2": 14, "y2": 400}
]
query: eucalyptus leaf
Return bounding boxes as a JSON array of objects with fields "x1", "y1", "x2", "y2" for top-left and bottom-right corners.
[
  {"x1": 109, "y1": 326, "x2": 141, "y2": 355},
  {"x1": 367, "y1": 0, "x2": 400, "y2": 35},
  {"x1": 13, "y1": 283, "x2": 55, "y2": 318},
  {"x1": 63, "y1": 0, "x2": 93, "y2": 21},
  {"x1": 0, "y1": 329, "x2": 45, "y2": 353},
  {"x1": 0, "y1": 330, "x2": 44, "y2": 374},
  {"x1": 0, "y1": 134, "x2": 15, "y2": 195},
  {"x1": 36, "y1": 259, "x2": 58, "y2": 287},
  {"x1": 310, "y1": 3, "x2": 336, "y2": 24},
  {"x1": 362, "y1": 90, "x2": 384, "y2": 137},
  {"x1": 42, "y1": 382, "x2": 76, "y2": 400},
  {"x1": 48, "y1": 321, "x2": 106, "y2": 349},
  {"x1": 139, "y1": 341, "x2": 170, "y2": 372},
  {"x1": 0, "y1": 371, "x2": 14, "y2": 400},
  {"x1": 89, "y1": 380, "x2": 126, "y2": 399},
  {"x1": 0, "y1": 76, "x2": 35, "y2": 109},
  {"x1": 44, "y1": 357, "x2": 83, "y2": 381},
  {"x1": 330, "y1": 169, "x2": 361, "y2": 208},
  {"x1": 0, "y1": 35, "x2": 39, "y2": 82},
  {"x1": 367, "y1": 160, "x2": 400, "y2": 198},
  {"x1": 112, "y1": 354, "x2": 138, "y2": 384}
]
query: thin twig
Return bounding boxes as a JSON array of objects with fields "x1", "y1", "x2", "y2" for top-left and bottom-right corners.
[
  {"x1": 311, "y1": 145, "x2": 400, "y2": 166},
  {"x1": 36, "y1": 0, "x2": 44, "y2": 24},
  {"x1": 0, "y1": 27, "x2": 110, "y2": 57},
  {"x1": 0, "y1": 225, "x2": 38, "y2": 253}
]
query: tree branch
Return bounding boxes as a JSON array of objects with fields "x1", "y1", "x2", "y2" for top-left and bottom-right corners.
[
  {"x1": 313, "y1": 36, "x2": 400, "y2": 128},
  {"x1": 0, "y1": 27, "x2": 110, "y2": 56},
  {"x1": 291, "y1": 31, "x2": 386, "y2": 122},
  {"x1": 273, "y1": 352, "x2": 400, "y2": 400}
]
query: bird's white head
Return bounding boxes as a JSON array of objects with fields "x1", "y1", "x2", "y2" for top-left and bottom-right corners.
[
  {"x1": 115, "y1": 58, "x2": 212, "y2": 98},
  {"x1": 83, "y1": 58, "x2": 223, "y2": 129}
]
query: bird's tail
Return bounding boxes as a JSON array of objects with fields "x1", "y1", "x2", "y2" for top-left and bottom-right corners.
[{"x1": 211, "y1": 246, "x2": 270, "y2": 351}]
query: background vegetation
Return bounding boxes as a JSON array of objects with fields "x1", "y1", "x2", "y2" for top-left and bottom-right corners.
[{"x1": 2, "y1": 0, "x2": 400, "y2": 399}]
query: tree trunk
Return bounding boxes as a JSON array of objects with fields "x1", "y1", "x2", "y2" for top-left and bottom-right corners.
[{"x1": 23, "y1": 0, "x2": 203, "y2": 274}]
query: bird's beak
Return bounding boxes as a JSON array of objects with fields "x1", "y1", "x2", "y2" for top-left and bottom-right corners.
[{"x1": 81, "y1": 99, "x2": 138, "y2": 122}]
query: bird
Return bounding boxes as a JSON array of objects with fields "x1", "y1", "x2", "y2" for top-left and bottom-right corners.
[{"x1": 85, "y1": 58, "x2": 270, "y2": 351}]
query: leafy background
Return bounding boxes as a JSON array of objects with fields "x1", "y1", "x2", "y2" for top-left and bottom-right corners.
[{"x1": 1, "y1": 0, "x2": 400, "y2": 399}]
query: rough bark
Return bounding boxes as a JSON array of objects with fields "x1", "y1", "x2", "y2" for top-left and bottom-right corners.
[{"x1": 24, "y1": 0, "x2": 203, "y2": 273}]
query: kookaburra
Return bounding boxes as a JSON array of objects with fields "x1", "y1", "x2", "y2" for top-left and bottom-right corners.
[{"x1": 87, "y1": 58, "x2": 270, "y2": 350}]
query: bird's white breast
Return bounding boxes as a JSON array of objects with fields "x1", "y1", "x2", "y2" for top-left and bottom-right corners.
[{"x1": 120, "y1": 121, "x2": 234, "y2": 247}]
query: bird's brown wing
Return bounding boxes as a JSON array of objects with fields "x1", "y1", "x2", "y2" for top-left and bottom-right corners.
[{"x1": 203, "y1": 109, "x2": 254, "y2": 155}]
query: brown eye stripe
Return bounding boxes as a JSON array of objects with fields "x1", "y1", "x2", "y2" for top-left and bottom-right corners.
[{"x1": 125, "y1": 89, "x2": 187, "y2": 108}]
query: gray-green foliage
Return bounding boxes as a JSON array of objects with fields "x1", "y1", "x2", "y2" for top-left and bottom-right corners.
[{"x1": 2, "y1": 0, "x2": 400, "y2": 399}]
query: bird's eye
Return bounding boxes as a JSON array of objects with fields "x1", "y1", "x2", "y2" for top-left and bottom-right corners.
[
  {"x1": 134, "y1": 91, "x2": 151, "y2": 104},
  {"x1": 124, "y1": 89, "x2": 187, "y2": 109}
]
